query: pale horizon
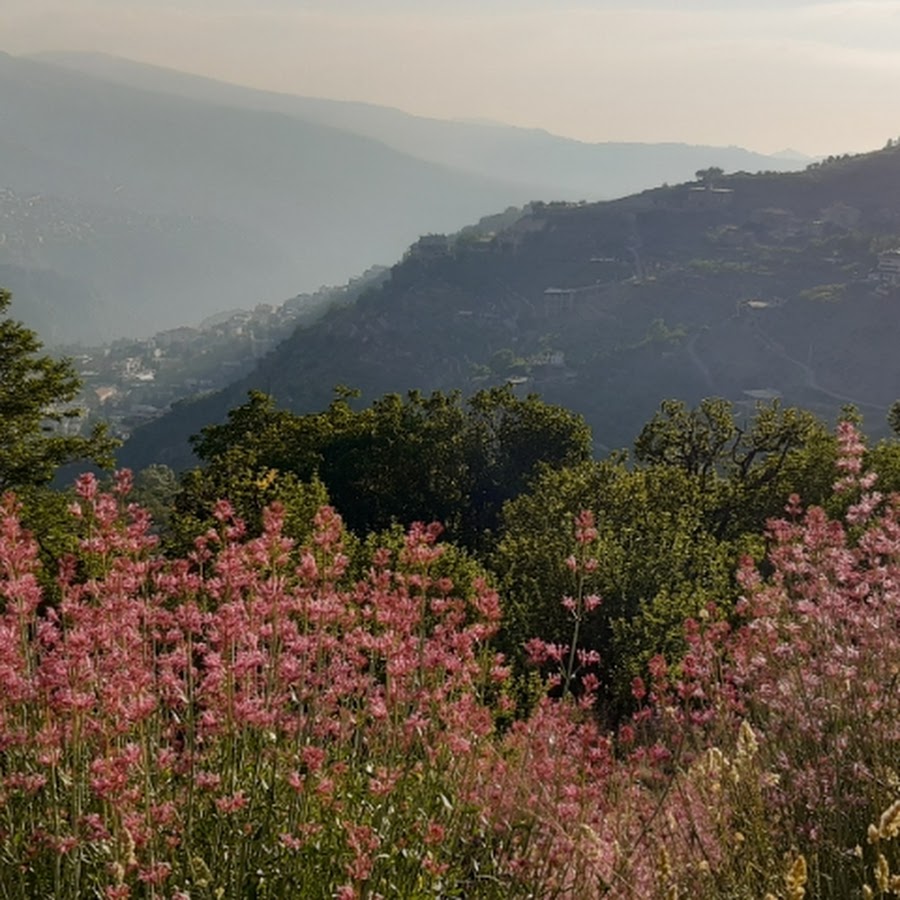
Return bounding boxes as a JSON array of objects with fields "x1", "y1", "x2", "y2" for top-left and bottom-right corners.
[{"x1": 4, "y1": 1, "x2": 900, "y2": 158}]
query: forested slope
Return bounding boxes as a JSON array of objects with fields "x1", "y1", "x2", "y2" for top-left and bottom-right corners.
[{"x1": 123, "y1": 144, "x2": 900, "y2": 470}]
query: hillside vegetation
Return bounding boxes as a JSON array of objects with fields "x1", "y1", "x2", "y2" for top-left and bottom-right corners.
[{"x1": 124, "y1": 143, "x2": 900, "y2": 472}]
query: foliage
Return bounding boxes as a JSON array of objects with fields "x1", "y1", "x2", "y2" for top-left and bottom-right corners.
[
  {"x1": 173, "y1": 452, "x2": 330, "y2": 555},
  {"x1": 696, "y1": 166, "x2": 725, "y2": 183},
  {"x1": 186, "y1": 386, "x2": 591, "y2": 551},
  {"x1": 495, "y1": 399, "x2": 842, "y2": 715},
  {"x1": 634, "y1": 398, "x2": 819, "y2": 488},
  {"x1": 634, "y1": 397, "x2": 830, "y2": 536},
  {"x1": 495, "y1": 459, "x2": 737, "y2": 711},
  {"x1": 130, "y1": 465, "x2": 179, "y2": 535},
  {"x1": 887, "y1": 400, "x2": 900, "y2": 440},
  {"x1": 0, "y1": 288, "x2": 116, "y2": 491},
  {"x1": 636, "y1": 422, "x2": 900, "y2": 897},
  {"x1": 1, "y1": 417, "x2": 900, "y2": 896}
]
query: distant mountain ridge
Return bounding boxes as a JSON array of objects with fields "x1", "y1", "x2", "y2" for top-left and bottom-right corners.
[
  {"x1": 3, "y1": 49, "x2": 810, "y2": 343},
  {"x1": 32, "y1": 51, "x2": 809, "y2": 200},
  {"x1": 0, "y1": 52, "x2": 536, "y2": 340}
]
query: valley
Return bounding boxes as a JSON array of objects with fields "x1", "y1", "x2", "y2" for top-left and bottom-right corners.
[{"x1": 0, "y1": 50, "x2": 806, "y2": 343}]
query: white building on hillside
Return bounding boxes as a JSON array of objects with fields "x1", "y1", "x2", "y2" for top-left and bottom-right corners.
[{"x1": 877, "y1": 249, "x2": 900, "y2": 286}]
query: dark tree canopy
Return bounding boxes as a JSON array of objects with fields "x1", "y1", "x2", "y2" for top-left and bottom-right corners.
[
  {"x1": 184, "y1": 386, "x2": 592, "y2": 549},
  {"x1": 0, "y1": 288, "x2": 115, "y2": 491},
  {"x1": 695, "y1": 166, "x2": 725, "y2": 183},
  {"x1": 633, "y1": 397, "x2": 829, "y2": 537}
]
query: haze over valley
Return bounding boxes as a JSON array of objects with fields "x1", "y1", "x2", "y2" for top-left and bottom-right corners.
[
  {"x1": 3, "y1": 0, "x2": 900, "y2": 461},
  {"x1": 0, "y1": 49, "x2": 813, "y2": 343}
]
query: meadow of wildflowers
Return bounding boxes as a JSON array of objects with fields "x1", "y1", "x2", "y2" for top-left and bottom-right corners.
[{"x1": 0, "y1": 423, "x2": 898, "y2": 898}]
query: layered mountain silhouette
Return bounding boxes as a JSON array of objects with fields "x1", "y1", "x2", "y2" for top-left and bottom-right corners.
[
  {"x1": 33, "y1": 51, "x2": 809, "y2": 200},
  {"x1": 2, "y1": 50, "x2": 805, "y2": 341}
]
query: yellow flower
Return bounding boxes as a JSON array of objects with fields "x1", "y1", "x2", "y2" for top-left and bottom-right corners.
[
  {"x1": 875, "y1": 853, "x2": 890, "y2": 893},
  {"x1": 736, "y1": 720, "x2": 758, "y2": 760},
  {"x1": 786, "y1": 854, "x2": 807, "y2": 900},
  {"x1": 877, "y1": 799, "x2": 900, "y2": 841}
]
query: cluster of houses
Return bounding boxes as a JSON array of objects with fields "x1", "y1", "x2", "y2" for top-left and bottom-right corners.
[
  {"x1": 65, "y1": 301, "x2": 301, "y2": 439},
  {"x1": 877, "y1": 248, "x2": 900, "y2": 289}
]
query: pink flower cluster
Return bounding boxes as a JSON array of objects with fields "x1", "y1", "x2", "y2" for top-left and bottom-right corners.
[
  {"x1": 636, "y1": 423, "x2": 900, "y2": 894},
  {"x1": 1, "y1": 423, "x2": 896, "y2": 898},
  {"x1": 0, "y1": 478, "x2": 655, "y2": 896}
]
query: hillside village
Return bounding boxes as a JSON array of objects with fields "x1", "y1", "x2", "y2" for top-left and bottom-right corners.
[{"x1": 54, "y1": 268, "x2": 387, "y2": 439}]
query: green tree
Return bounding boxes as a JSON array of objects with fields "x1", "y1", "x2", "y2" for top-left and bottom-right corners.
[
  {"x1": 634, "y1": 397, "x2": 827, "y2": 537},
  {"x1": 0, "y1": 288, "x2": 115, "y2": 490},
  {"x1": 183, "y1": 386, "x2": 591, "y2": 552},
  {"x1": 695, "y1": 166, "x2": 725, "y2": 184},
  {"x1": 190, "y1": 390, "x2": 313, "y2": 473},
  {"x1": 131, "y1": 465, "x2": 179, "y2": 535},
  {"x1": 633, "y1": 397, "x2": 737, "y2": 486},
  {"x1": 497, "y1": 399, "x2": 837, "y2": 715},
  {"x1": 887, "y1": 399, "x2": 900, "y2": 438},
  {"x1": 173, "y1": 454, "x2": 330, "y2": 554},
  {"x1": 493, "y1": 459, "x2": 737, "y2": 713},
  {"x1": 464, "y1": 386, "x2": 592, "y2": 546}
]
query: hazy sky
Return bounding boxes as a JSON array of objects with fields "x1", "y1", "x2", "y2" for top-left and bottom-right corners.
[{"x1": 4, "y1": 0, "x2": 900, "y2": 155}]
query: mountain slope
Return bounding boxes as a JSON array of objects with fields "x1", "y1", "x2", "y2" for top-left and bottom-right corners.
[
  {"x1": 121, "y1": 145, "x2": 900, "y2": 471},
  {"x1": 32, "y1": 51, "x2": 808, "y2": 200},
  {"x1": 0, "y1": 52, "x2": 539, "y2": 339}
]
